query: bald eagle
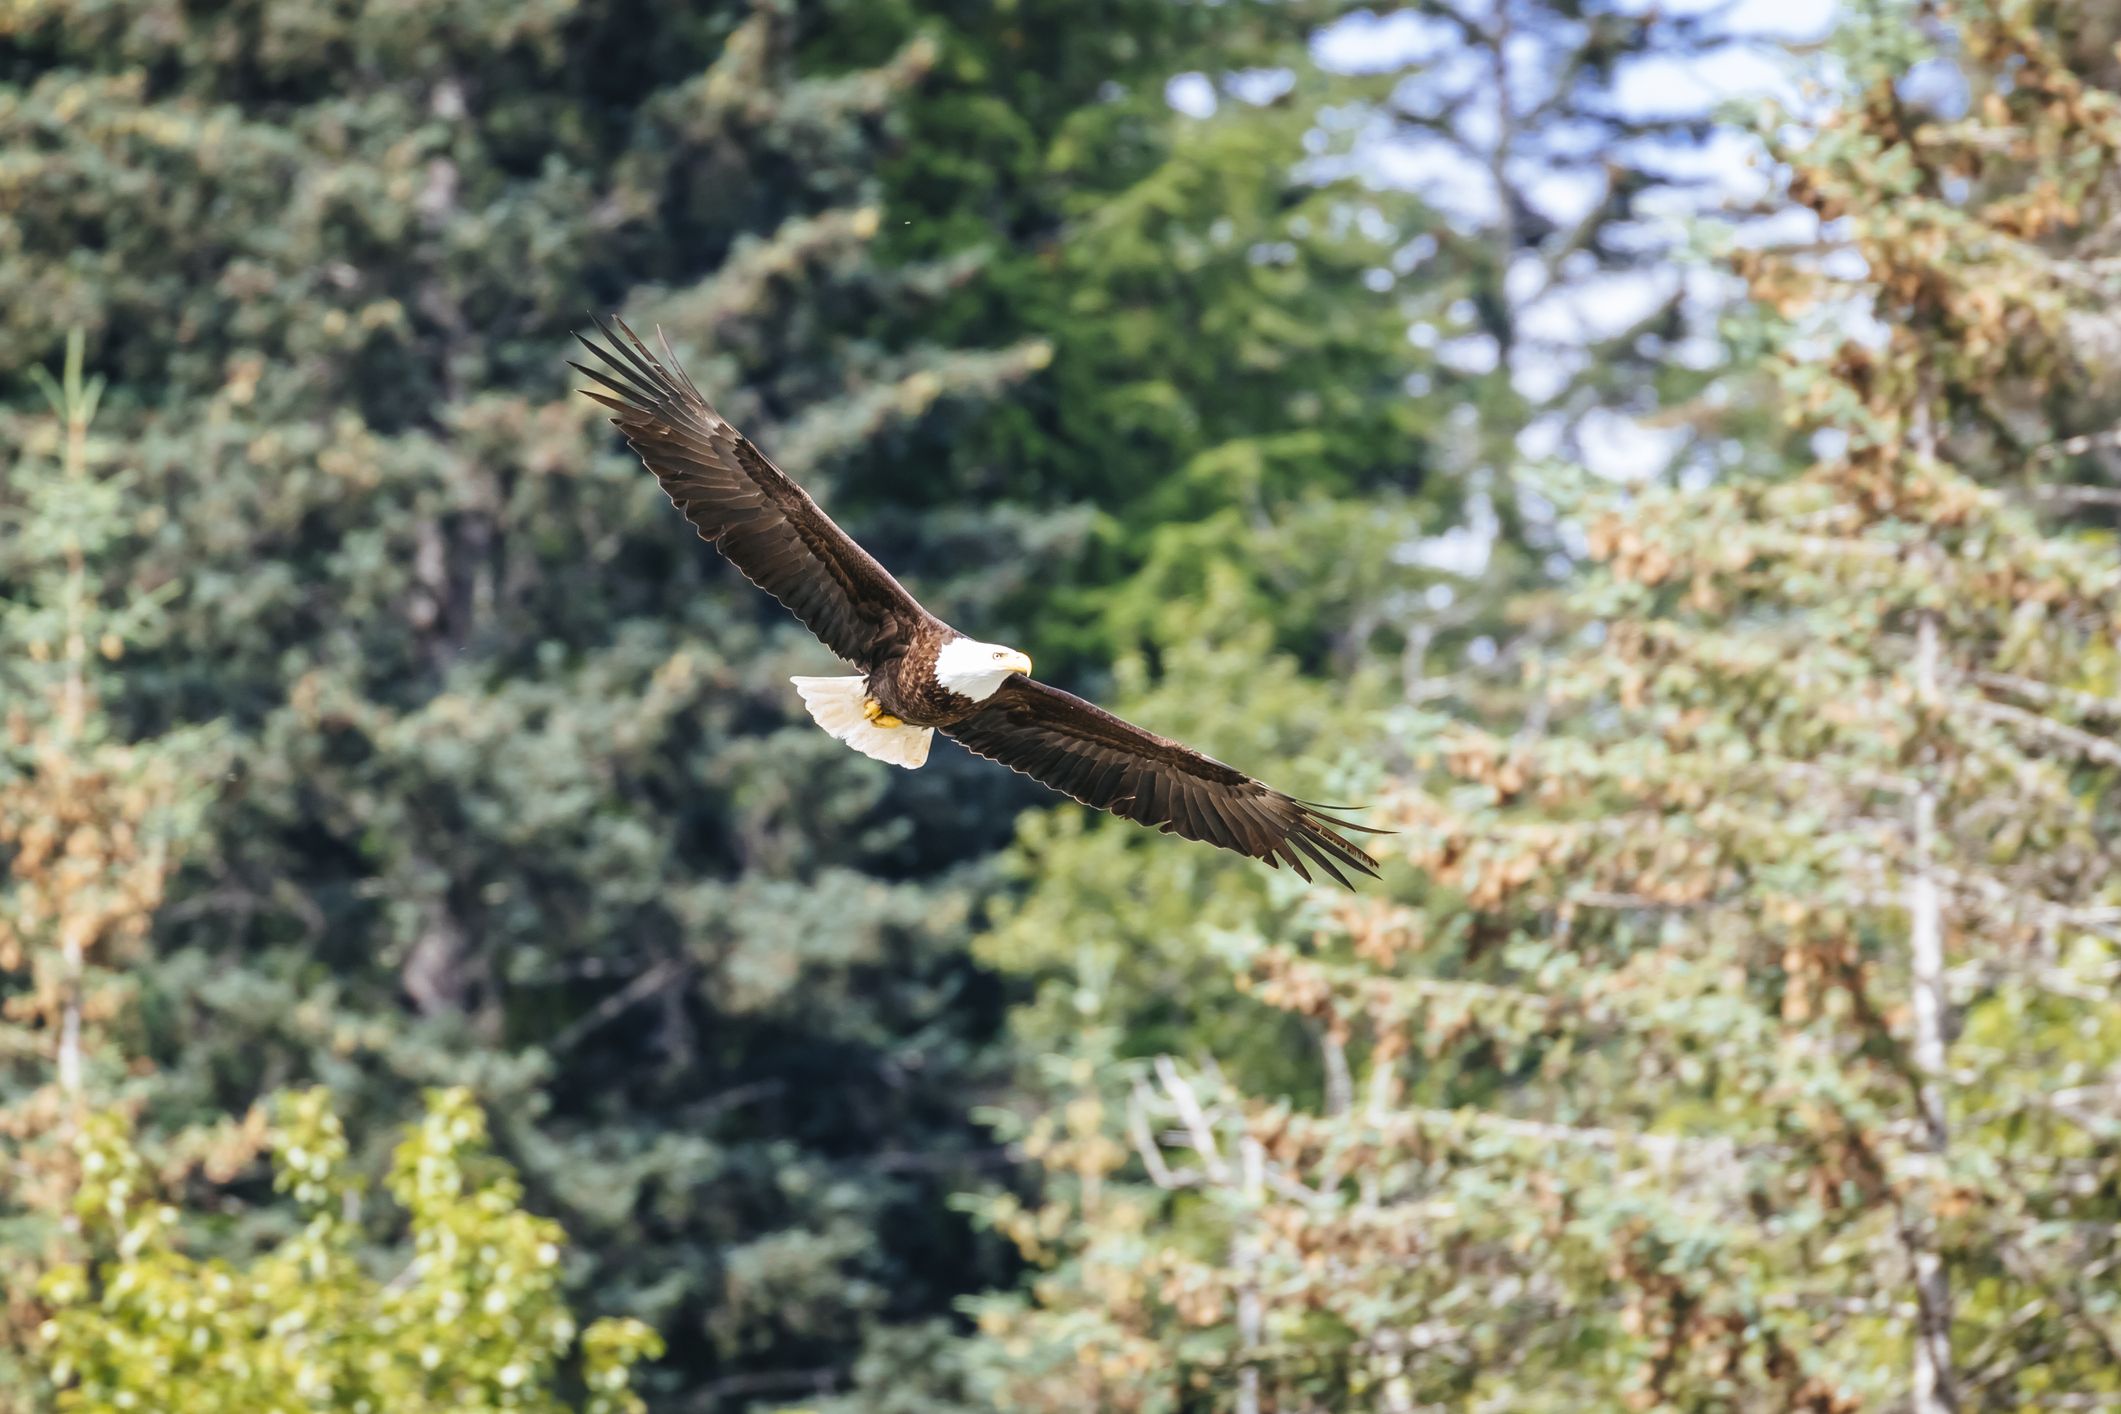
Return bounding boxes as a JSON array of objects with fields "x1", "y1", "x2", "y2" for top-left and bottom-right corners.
[{"x1": 573, "y1": 319, "x2": 1382, "y2": 888}]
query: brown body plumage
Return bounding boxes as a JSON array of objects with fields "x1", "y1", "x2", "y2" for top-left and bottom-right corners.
[
  {"x1": 868, "y1": 629, "x2": 980, "y2": 727},
  {"x1": 573, "y1": 317, "x2": 1384, "y2": 888}
]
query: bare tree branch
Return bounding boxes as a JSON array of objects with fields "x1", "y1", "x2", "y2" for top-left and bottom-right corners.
[
  {"x1": 1957, "y1": 694, "x2": 2121, "y2": 770},
  {"x1": 1154, "y1": 1054, "x2": 1231, "y2": 1182},
  {"x1": 545, "y1": 957, "x2": 688, "y2": 1055},
  {"x1": 1968, "y1": 670, "x2": 2121, "y2": 722}
]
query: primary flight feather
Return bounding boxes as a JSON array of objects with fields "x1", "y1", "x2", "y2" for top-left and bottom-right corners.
[{"x1": 573, "y1": 318, "x2": 1383, "y2": 888}]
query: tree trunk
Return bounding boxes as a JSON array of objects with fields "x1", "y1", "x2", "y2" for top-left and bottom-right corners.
[{"x1": 1908, "y1": 612, "x2": 1957, "y2": 1414}]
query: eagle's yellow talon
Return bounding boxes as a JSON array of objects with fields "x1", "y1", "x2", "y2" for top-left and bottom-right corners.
[{"x1": 862, "y1": 699, "x2": 904, "y2": 729}]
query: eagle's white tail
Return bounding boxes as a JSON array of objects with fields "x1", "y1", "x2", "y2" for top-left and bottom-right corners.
[{"x1": 790, "y1": 676, "x2": 932, "y2": 769}]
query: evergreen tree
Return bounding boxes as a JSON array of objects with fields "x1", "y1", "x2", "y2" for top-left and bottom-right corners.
[
  {"x1": 971, "y1": 0, "x2": 1735, "y2": 1139},
  {"x1": 0, "y1": 333, "x2": 226, "y2": 1401},
  {"x1": 2, "y1": 0, "x2": 1551, "y2": 1406},
  {"x1": 969, "y1": 2, "x2": 2121, "y2": 1406},
  {"x1": 1, "y1": 2, "x2": 1048, "y2": 1401},
  {"x1": 0, "y1": 344, "x2": 657, "y2": 1414}
]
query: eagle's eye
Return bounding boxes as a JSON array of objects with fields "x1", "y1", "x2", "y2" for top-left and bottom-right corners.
[{"x1": 991, "y1": 650, "x2": 1005, "y2": 660}]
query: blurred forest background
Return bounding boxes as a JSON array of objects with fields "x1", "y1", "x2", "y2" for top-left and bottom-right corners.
[{"x1": 5, "y1": 0, "x2": 2121, "y2": 1409}]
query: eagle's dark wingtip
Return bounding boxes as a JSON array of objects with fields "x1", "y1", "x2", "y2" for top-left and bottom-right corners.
[
  {"x1": 574, "y1": 315, "x2": 686, "y2": 413},
  {"x1": 1294, "y1": 812, "x2": 1383, "y2": 888},
  {"x1": 573, "y1": 323, "x2": 633, "y2": 379},
  {"x1": 1291, "y1": 798, "x2": 1395, "y2": 836},
  {"x1": 1293, "y1": 832, "x2": 1357, "y2": 891},
  {"x1": 578, "y1": 314, "x2": 638, "y2": 368}
]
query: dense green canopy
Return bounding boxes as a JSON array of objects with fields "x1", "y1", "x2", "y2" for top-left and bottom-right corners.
[
  {"x1": 0, "y1": 0, "x2": 1520, "y2": 1406},
  {"x1": 21, "y1": 1, "x2": 2107, "y2": 1410}
]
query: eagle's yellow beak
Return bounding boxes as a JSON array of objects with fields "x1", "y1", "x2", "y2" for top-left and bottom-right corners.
[{"x1": 1004, "y1": 650, "x2": 1033, "y2": 676}]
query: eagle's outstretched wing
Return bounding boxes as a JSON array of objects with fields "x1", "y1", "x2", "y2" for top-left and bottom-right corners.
[
  {"x1": 573, "y1": 318, "x2": 936, "y2": 671},
  {"x1": 942, "y1": 677, "x2": 1383, "y2": 888}
]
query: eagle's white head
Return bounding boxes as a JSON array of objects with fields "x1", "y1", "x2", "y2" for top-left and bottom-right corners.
[{"x1": 935, "y1": 636, "x2": 1033, "y2": 702}]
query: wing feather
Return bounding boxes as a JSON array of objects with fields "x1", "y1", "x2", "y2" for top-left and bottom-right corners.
[
  {"x1": 942, "y1": 678, "x2": 1383, "y2": 888},
  {"x1": 573, "y1": 317, "x2": 935, "y2": 670}
]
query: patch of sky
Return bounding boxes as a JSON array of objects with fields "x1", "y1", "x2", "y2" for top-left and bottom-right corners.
[
  {"x1": 1172, "y1": 0, "x2": 1849, "y2": 660},
  {"x1": 1898, "y1": 57, "x2": 1968, "y2": 118},
  {"x1": 1583, "y1": 408, "x2": 1691, "y2": 485},
  {"x1": 1313, "y1": 10, "x2": 1464, "y2": 73},
  {"x1": 1228, "y1": 67, "x2": 1298, "y2": 106},
  {"x1": 1165, "y1": 71, "x2": 1216, "y2": 119}
]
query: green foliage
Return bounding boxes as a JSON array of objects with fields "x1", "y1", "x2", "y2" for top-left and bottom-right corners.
[
  {"x1": 22, "y1": 0, "x2": 1982, "y2": 1407},
  {"x1": 978, "y1": 588, "x2": 1388, "y2": 1083},
  {"x1": 967, "y1": 3, "x2": 2121, "y2": 1408},
  {"x1": 4, "y1": 0, "x2": 1537, "y2": 1406},
  {"x1": 40, "y1": 1087, "x2": 660, "y2": 1414},
  {"x1": 2, "y1": 3, "x2": 1037, "y2": 1397},
  {"x1": 972, "y1": 0, "x2": 1738, "y2": 1108},
  {"x1": 0, "y1": 330, "x2": 225, "y2": 1397},
  {"x1": 850, "y1": 4, "x2": 1466, "y2": 672}
]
